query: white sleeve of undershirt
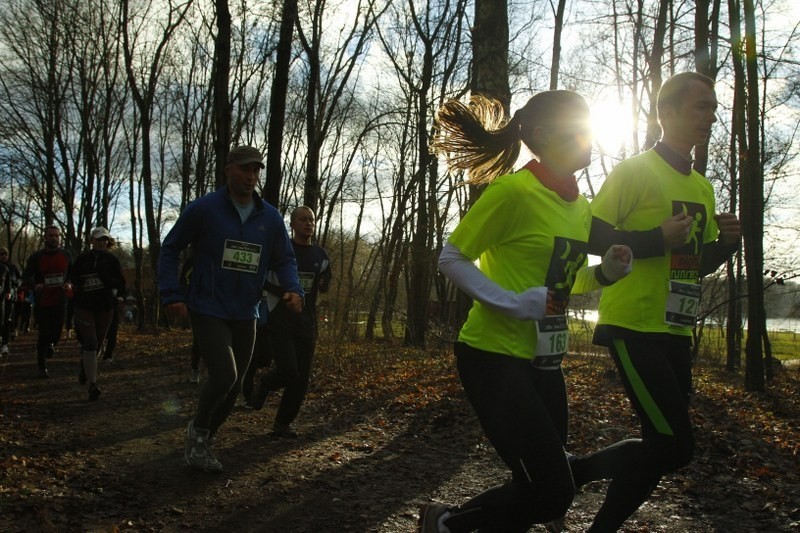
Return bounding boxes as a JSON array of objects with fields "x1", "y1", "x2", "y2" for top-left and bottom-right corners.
[{"x1": 438, "y1": 241, "x2": 547, "y2": 321}]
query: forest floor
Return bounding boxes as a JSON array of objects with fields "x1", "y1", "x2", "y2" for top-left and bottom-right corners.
[{"x1": 1, "y1": 326, "x2": 799, "y2": 532}]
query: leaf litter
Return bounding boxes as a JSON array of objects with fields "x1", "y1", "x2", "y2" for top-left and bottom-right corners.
[{"x1": 0, "y1": 328, "x2": 798, "y2": 531}]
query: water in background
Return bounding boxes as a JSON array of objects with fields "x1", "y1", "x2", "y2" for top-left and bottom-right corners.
[{"x1": 569, "y1": 309, "x2": 800, "y2": 334}]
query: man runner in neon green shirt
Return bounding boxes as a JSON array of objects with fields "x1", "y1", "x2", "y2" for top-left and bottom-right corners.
[{"x1": 573, "y1": 72, "x2": 741, "y2": 532}]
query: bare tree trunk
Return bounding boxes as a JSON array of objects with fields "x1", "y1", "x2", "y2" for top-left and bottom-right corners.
[
  {"x1": 549, "y1": 0, "x2": 566, "y2": 90},
  {"x1": 404, "y1": 0, "x2": 456, "y2": 348},
  {"x1": 121, "y1": 0, "x2": 194, "y2": 327},
  {"x1": 472, "y1": 0, "x2": 510, "y2": 106},
  {"x1": 726, "y1": 60, "x2": 745, "y2": 372},
  {"x1": 694, "y1": 0, "x2": 712, "y2": 174},
  {"x1": 263, "y1": 0, "x2": 297, "y2": 207},
  {"x1": 449, "y1": 0, "x2": 511, "y2": 334},
  {"x1": 731, "y1": 0, "x2": 766, "y2": 391},
  {"x1": 644, "y1": 0, "x2": 669, "y2": 150},
  {"x1": 213, "y1": 0, "x2": 231, "y2": 188},
  {"x1": 294, "y1": 1, "x2": 383, "y2": 214},
  {"x1": 124, "y1": 111, "x2": 146, "y2": 331},
  {"x1": 724, "y1": 251, "x2": 743, "y2": 372}
]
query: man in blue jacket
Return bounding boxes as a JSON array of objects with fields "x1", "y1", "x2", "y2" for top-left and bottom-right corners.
[{"x1": 158, "y1": 145, "x2": 303, "y2": 473}]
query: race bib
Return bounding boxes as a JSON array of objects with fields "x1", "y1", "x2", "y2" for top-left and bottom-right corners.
[
  {"x1": 44, "y1": 273, "x2": 65, "y2": 287},
  {"x1": 665, "y1": 280, "x2": 701, "y2": 327},
  {"x1": 221, "y1": 240, "x2": 261, "y2": 273},
  {"x1": 534, "y1": 315, "x2": 568, "y2": 369},
  {"x1": 82, "y1": 274, "x2": 104, "y2": 292},
  {"x1": 298, "y1": 271, "x2": 315, "y2": 291}
]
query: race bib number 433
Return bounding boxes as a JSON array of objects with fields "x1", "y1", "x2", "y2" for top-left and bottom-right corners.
[{"x1": 221, "y1": 240, "x2": 262, "y2": 273}]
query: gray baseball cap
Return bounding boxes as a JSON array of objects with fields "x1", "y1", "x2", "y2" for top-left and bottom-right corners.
[{"x1": 226, "y1": 146, "x2": 265, "y2": 168}]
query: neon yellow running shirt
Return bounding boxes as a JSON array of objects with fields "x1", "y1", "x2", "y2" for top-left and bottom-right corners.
[
  {"x1": 591, "y1": 150, "x2": 719, "y2": 336},
  {"x1": 449, "y1": 167, "x2": 591, "y2": 360}
]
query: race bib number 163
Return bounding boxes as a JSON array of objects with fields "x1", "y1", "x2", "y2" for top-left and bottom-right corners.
[{"x1": 533, "y1": 315, "x2": 568, "y2": 369}]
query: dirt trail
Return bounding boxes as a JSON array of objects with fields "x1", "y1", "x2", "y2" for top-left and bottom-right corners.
[{"x1": 1, "y1": 327, "x2": 798, "y2": 532}]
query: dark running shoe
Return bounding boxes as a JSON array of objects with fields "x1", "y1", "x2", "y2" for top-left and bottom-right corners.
[
  {"x1": 38, "y1": 369, "x2": 49, "y2": 379},
  {"x1": 248, "y1": 383, "x2": 268, "y2": 411},
  {"x1": 185, "y1": 419, "x2": 223, "y2": 473},
  {"x1": 544, "y1": 516, "x2": 567, "y2": 532},
  {"x1": 88, "y1": 383, "x2": 101, "y2": 401},
  {"x1": 268, "y1": 423, "x2": 298, "y2": 439},
  {"x1": 418, "y1": 503, "x2": 451, "y2": 532}
]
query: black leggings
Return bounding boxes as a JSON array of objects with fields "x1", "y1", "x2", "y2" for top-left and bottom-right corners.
[
  {"x1": 1, "y1": 297, "x2": 12, "y2": 345},
  {"x1": 34, "y1": 305, "x2": 66, "y2": 370},
  {"x1": 572, "y1": 336, "x2": 694, "y2": 532},
  {"x1": 240, "y1": 325, "x2": 271, "y2": 400},
  {"x1": 103, "y1": 308, "x2": 119, "y2": 359},
  {"x1": 443, "y1": 343, "x2": 575, "y2": 533},
  {"x1": 261, "y1": 330, "x2": 315, "y2": 426},
  {"x1": 189, "y1": 312, "x2": 256, "y2": 437}
]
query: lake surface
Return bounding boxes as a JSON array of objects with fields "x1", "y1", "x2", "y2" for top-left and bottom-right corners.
[{"x1": 569, "y1": 309, "x2": 800, "y2": 334}]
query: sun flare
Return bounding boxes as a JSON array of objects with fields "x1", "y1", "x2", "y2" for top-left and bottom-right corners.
[{"x1": 590, "y1": 94, "x2": 636, "y2": 158}]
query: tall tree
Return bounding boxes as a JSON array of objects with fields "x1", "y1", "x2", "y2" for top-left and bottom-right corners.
[
  {"x1": 693, "y1": 0, "x2": 722, "y2": 174},
  {"x1": 212, "y1": 0, "x2": 231, "y2": 188},
  {"x1": 294, "y1": 0, "x2": 383, "y2": 214},
  {"x1": 643, "y1": 0, "x2": 669, "y2": 150},
  {"x1": 731, "y1": 0, "x2": 766, "y2": 391},
  {"x1": 726, "y1": 31, "x2": 745, "y2": 371},
  {"x1": 263, "y1": 0, "x2": 298, "y2": 207},
  {"x1": 548, "y1": 0, "x2": 567, "y2": 90},
  {"x1": 472, "y1": 0, "x2": 510, "y2": 106},
  {"x1": 121, "y1": 0, "x2": 194, "y2": 319},
  {"x1": 0, "y1": 0, "x2": 74, "y2": 235},
  {"x1": 406, "y1": 0, "x2": 469, "y2": 347},
  {"x1": 443, "y1": 0, "x2": 511, "y2": 334}
]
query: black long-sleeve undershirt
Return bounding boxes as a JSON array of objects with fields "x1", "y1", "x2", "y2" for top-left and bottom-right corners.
[{"x1": 589, "y1": 217, "x2": 738, "y2": 277}]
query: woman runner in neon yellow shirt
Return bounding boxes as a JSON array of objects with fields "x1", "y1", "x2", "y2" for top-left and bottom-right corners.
[{"x1": 418, "y1": 91, "x2": 631, "y2": 533}]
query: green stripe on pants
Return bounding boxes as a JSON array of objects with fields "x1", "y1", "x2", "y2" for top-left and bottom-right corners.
[{"x1": 612, "y1": 338, "x2": 674, "y2": 436}]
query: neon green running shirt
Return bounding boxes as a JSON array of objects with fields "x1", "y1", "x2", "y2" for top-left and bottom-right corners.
[
  {"x1": 449, "y1": 167, "x2": 592, "y2": 360},
  {"x1": 591, "y1": 149, "x2": 719, "y2": 336}
]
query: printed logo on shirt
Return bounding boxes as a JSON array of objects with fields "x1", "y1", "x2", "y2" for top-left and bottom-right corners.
[
  {"x1": 670, "y1": 200, "x2": 707, "y2": 281},
  {"x1": 545, "y1": 237, "x2": 588, "y2": 315}
]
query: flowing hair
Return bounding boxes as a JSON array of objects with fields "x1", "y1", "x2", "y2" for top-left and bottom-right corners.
[
  {"x1": 432, "y1": 90, "x2": 588, "y2": 185},
  {"x1": 431, "y1": 95, "x2": 521, "y2": 185}
]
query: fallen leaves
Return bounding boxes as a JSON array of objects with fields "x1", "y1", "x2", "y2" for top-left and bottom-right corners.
[{"x1": 1, "y1": 328, "x2": 798, "y2": 531}]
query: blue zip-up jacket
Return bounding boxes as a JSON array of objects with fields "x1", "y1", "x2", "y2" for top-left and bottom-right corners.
[{"x1": 158, "y1": 186, "x2": 303, "y2": 321}]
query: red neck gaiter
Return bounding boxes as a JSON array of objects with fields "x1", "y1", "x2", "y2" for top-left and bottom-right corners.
[{"x1": 522, "y1": 159, "x2": 579, "y2": 202}]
